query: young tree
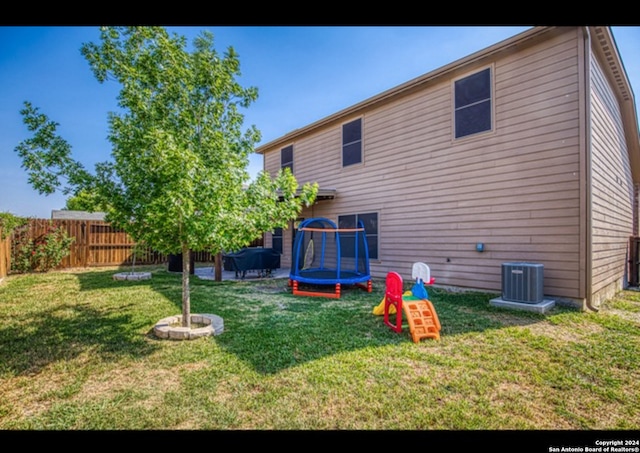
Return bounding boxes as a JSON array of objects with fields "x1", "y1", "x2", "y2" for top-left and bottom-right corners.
[
  {"x1": 15, "y1": 26, "x2": 318, "y2": 329},
  {"x1": 64, "y1": 188, "x2": 108, "y2": 212}
]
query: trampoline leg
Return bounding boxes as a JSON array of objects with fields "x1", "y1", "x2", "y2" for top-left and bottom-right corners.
[
  {"x1": 335, "y1": 283, "x2": 341, "y2": 298},
  {"x1": 355, "y1": 280, "x2": 373, "y2": 293}
]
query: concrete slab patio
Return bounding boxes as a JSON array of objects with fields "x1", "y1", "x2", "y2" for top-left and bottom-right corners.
[{"x1": 194, "y1": 266, "x2": 289, "y2": 281}]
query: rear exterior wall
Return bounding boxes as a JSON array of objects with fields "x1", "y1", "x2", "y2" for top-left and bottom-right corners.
[
  {"x1": 264, "y1": 28, "x2": 585, "y2": 302},
  {"x1": 588, "y1": 40, "x2": 636, "y2": 308}
]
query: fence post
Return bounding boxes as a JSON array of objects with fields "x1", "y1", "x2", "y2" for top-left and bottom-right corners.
[
  {"x1": 81, "y1": 221, "x2": 89, "y2": 267},
  {"x1": 0, "y1": 227, "x2": 10, "y2": 280}
]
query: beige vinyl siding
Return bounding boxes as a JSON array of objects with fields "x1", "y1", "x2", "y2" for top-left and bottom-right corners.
[
  {"x1": 263, "y1": 28, "x2": 584, "y2": 300},
  {"x1": 589, "y1": 48, "x2": 635, "y2": 306}
]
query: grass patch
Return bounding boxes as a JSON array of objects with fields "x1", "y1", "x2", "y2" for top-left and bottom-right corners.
[{"x1": 0, "y1": 265, "x2": 638, "y2": 431}]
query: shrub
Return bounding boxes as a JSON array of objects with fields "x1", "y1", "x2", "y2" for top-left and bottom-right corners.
[
  {"x1": 11, "y1": 222, "x2": 75, "y2": 273},
  {"x1": 0, "y1": 212, "x2": 27, "y2": 240}
]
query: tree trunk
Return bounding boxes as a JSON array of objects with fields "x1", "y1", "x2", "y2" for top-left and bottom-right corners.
[
  {"x1": 215, "y1": 251, "x2": 222, "y2": 282},
  {"x1": 181, "y1": 244, "x2": 191, "y2": 328}
]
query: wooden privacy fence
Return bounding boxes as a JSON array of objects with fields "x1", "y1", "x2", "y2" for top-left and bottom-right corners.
[
  {"x1": 11, "y1": 219, "x2": 167, "y2": 269},
  {"x1": 8, "y1": 219, "x2": 257, "y2": 271}
]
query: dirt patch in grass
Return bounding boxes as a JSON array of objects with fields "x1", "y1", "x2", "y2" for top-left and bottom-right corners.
[
  {"x1": 81, "y1": 363, "x2": 182, "y2": 409},
  {"x1": 254, "y1": 285, "x2": 288, "y2": 294},
  {"x1": 526, "y1": 319, "x2": 604, "y2": 343}
]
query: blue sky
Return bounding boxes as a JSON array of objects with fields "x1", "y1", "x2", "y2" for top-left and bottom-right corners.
[{"x1": 2, "y1": 26, "x2": 640, "y2": 219}]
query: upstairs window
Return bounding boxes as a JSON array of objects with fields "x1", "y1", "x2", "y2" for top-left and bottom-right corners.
[
  {"x1": 454, "y1": 67, "x2": 492, "y2": 139},
  {"x1": 342, "y1": 118, "x2": 362, "y2": 167},
  {"x1": 281, "y1": 145, "x2": 293, "y2": 172}
]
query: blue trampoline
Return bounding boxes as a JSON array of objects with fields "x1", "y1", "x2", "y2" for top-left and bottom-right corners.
[{"x1": 288, "y1": 217, "x2": 372, "y2": 298}]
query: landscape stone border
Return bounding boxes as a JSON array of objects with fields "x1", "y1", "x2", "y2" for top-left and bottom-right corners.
[
  {"x1": 153, "y1": 313, "x2": 224, "y2": 340},
  {"x1": 113, "y1": 272, "x2": 152, "y2": 281}
]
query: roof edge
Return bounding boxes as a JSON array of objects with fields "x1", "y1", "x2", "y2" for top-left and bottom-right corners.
[
  {"x1": 589, "y1": 26, "x2": 640, "y2": 182},
  {"x1": 255, "y1": 26, "x2": 549, "y2": 154}
]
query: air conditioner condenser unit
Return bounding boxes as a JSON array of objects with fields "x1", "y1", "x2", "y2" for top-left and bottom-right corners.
[{"x1": 501, "y1": 262, "x2": 544, "y2": 304}]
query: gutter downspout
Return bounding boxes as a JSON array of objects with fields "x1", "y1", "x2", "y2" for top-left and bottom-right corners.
[{"x1": 583, "y1": 27, "x2": 598, "y2": 312}]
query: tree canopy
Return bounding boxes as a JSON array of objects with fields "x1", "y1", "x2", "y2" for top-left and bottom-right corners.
[{"x1": 15, "y1": 26, "x2": 318, "y2": 328}]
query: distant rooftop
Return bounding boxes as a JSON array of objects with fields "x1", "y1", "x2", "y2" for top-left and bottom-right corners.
[{"x1": 51, "y1": 210, "x2": 106, "y2": 221}]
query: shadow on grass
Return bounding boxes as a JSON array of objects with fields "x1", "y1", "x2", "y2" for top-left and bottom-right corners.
[
  {"x1": 0, "y1": 266, "x2": 175, "y2": 376},
  {"x1": 0, "y1": 300, "x2": 159, "y2": 376},
  {"x1": 1, "y1": 267, "x2": 571, "y2": 377},
  {"x1": 186, "y1": 276, "x2": 566, "y2": 375}
]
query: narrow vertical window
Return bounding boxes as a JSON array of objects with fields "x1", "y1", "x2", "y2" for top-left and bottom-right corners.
[
  {"x1": 342, "y1": 118, "x2": 362, "y2": 167},
  {"x1": 281, "y1": 145, "x2": 293, "y2": 172},
  {"x1": 272, "y1": 227, "x2": 283, "y2": 254},
  {"x1": 357, "y1": 212, "x2": 378, "y2": 260},
  {"x1": 454, "y1": 67, "x2": 492, "y2": 139}
]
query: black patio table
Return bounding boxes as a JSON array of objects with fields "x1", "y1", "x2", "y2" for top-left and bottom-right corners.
[{"x1": 222, "y1": 247, "x2": 281, "y2": 279}]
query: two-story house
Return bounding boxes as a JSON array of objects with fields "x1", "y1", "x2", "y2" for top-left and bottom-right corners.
[{"x1": 255, "y1": 26, "x2": 640, "y2": 311}]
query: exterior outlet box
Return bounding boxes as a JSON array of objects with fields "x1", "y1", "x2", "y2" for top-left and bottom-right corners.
[{"x1": 501, "y1": 262, "x2": 544, "y2": 304}]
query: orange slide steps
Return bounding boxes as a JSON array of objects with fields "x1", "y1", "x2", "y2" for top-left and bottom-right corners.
[{"x1": 401, "y1": 297, "x2": 441, "y2": 342}]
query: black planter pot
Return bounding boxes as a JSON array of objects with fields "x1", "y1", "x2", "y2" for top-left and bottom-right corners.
[{"x1": 168, "y1": 253, "x2": 195, "y2": 274}]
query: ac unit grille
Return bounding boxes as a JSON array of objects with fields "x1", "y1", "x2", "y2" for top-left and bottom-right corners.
[{"x1": 501, "y1": 263, "x2": 544, "y2": 304}]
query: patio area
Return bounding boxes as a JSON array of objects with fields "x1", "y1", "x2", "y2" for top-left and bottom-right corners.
[{"x1": 194, "y1": 266, "x2": 289, "y2": 281}]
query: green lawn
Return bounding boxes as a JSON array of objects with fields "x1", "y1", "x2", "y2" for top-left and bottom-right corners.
[{"x1": 0, "y1": 265, "x2": 639, "y2": 432}]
